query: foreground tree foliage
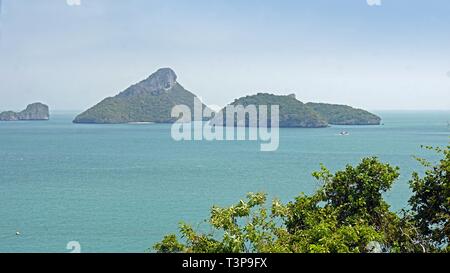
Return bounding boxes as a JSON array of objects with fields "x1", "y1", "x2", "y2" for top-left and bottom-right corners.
[
  {"x1": 409, "y1": 145, "x2": 450, "y2": 251},
  {"x1": 154, "y1": 144, "x2": 450, "y2": 253}
]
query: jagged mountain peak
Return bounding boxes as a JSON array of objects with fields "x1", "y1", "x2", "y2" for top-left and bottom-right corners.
[{"x1": 119, "y1": 68, "x2": 178, "y2": 98}]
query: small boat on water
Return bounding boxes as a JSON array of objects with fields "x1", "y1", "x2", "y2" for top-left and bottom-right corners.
[{"x1": 339, "y1": 131, "x2": 350, "y2": 136}]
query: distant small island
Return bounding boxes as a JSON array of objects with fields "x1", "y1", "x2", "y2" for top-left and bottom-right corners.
[
  {"x1": 74, "y1": 68, "x2": 381, "y2": 127},
  {"x1": 0, "y1": 103, "x2": 49, "y2": 121}
]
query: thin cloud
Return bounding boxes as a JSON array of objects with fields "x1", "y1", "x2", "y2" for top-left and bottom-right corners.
[
  {"x1": 66, "y1": 0, "x2": 81, "y2": 6},
  {"x1": 367, "y1": 0, "x2": 382, "y2": 6}
]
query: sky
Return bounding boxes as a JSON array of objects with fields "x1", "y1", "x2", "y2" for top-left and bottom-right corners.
[{"x1": 0, "y1": 0, "x2": 449, "y2": 111}]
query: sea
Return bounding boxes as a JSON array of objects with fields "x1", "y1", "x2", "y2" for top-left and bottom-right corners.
[{"x1": 0, "y1": 111, "x2": 449, "y2": 253}]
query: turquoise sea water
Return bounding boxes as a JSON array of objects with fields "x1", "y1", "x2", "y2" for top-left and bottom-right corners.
[{"x1": 0, "y1": 111, "x2": 449, "y2": 253}]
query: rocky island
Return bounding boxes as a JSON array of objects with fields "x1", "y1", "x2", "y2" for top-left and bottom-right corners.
[
  {"x1": 73, "y1": 68, "x2": 211, "y2": 124},
  {"x1": 211, "y1": 93, "x2": 329, "y2": 128},
  {"x1": 0, "y1": 103, "x2": 49, "y2": 121},
  {"x1": 211, "y1": 93, "x2": 381, "y2": 128}
]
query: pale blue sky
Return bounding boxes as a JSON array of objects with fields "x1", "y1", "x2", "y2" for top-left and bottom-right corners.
[{"x1": 0, "y1": 0, "x2": 449, "y2": 111}]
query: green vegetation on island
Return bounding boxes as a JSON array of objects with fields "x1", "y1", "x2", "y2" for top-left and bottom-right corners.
[
  {"x1": 74, "y1": 68, "x2": 381, "y2": 127},
  {"x1": 0, "y1": 103, "x2": 49, "y2": 121},
  {"x1": 306, "y1": 102, "x2": 381, "y2": 125},
  {"x1": 154, "y1": 143, "x2": 450, "y2": 253},
  {"x1": 211, "y1": 93, "x2": 381, "y2": 128},
  {"x1": 73, "y1": 68, "x2": 210, "y2": 124},
  {"x1": 211, "y1": 93, "x2": 328, "y2": 128}
]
